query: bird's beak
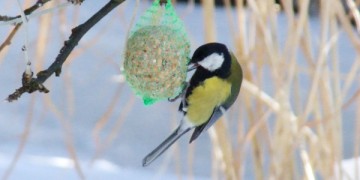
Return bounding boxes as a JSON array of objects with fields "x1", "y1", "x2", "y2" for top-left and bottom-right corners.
[{"x1": 187, "y1": 63, "x2": 199, "y2": 72}]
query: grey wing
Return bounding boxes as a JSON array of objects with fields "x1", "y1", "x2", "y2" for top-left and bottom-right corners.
[{"x1": 189, "y1": 106, "x2": 226, "y2": 143}]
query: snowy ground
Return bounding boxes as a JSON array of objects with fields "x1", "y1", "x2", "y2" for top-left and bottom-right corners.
[
  {"x1": 0, "y1": 0, "x2": 359, "y2": 179},
  {"x1": 0, "y1": 152, "x2": 209, "y2": 180}
]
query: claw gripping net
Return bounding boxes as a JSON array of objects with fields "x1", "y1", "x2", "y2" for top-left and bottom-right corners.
[{"x1": 123, "y1": 0, "x2": 190, "y2": 105}]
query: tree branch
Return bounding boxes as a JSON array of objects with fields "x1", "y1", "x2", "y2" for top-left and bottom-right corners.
[{"x1": 6, "y1": 0, "x2": 125, "y2": 102}]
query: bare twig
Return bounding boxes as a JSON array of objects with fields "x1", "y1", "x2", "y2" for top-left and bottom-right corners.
[
  {"x1": 68, "y1": 0, "x2": 84, "y2": 5},
  {"x1": 2, "y1": 96, "x2": 36, "y2": 180},
  {"x1": 0, "y1": 3, "x2": 71, "y2": 26},
  {"x1": 0, "y1": 0, "x2": 83, "y2": 23},
  {"x1": 6, "y1": 0, "x2": 126, "y2": 102},
  {"x1": 0, "y1": 0, "x2": 51, "y2": 53},
  {"x1": 0, "y1": 25, "x2": 21, "y2": 52},
  {"x1": 0, "y1": 0, "x2": 51, "y2": 23},
  {"x1": 16, "y1": 0, "x2": 33, "y2": 76}
]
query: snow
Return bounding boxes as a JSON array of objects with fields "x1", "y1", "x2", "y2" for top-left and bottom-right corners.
[
  {"x1": 0, "y1": 152, "x2": 208, "y2": 180},
  {"x1": 336, "y1": 157, "x2": 360, "y2": 179},
  {"x1": 0, "y1": 0, "x2": 358, "y2": 179}
]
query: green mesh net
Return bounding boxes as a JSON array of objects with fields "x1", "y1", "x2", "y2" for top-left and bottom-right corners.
[{"x1": 124, "y1": 0, "x2": 190, "y2": 106}]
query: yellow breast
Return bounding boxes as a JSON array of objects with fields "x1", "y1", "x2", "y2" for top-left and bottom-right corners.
[{"x1": 186, "y1": 77, "x2": 231, "y2": 126}]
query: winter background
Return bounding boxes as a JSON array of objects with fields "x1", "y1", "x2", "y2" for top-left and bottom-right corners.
[{"x1": 0, "y1": 0, "x2": 359, "y2": 179}]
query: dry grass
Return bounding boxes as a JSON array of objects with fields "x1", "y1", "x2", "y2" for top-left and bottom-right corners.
[
  {"x1": 1, "y1": 0, "x2": 359, "y2": 179},
  {"x1": 205, "y1": 0, "x2": 360, "y2": 179}
]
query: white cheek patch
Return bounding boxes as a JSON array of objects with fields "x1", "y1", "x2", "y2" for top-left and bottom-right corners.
[{"x1": 198, "y1": 53, "x2": 224, "y2": 71}]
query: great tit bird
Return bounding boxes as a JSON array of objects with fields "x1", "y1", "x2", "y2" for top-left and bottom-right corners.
[{"x1": 143, "y1": 42, "x2": 243, "y2": 166}]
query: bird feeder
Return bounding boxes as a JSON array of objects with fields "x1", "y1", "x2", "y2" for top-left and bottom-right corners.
[{"x1": 123, "y1": 0, "x2": 190, "y2": 105}]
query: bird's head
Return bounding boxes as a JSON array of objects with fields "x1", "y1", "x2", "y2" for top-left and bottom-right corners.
[{"x1": 188, "y1": 43, "x2": 231, "y2": 78}]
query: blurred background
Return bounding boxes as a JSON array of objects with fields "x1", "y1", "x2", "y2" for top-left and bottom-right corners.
[{"x1": 0, "y1": 0, "x2": 360, "y2": 179}]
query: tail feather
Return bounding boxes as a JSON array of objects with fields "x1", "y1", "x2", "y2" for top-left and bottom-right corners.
[{"x1": 142, "y1": 126, "x2": 191, "y2": 167}]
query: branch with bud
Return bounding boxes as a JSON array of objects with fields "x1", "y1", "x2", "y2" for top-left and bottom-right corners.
[{"x1": 1, "y1": 0, "x2": 126, "y2": 102}]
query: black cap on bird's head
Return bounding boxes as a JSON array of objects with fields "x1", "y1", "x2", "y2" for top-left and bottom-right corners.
[{"x1": 188, "y1": 43, "x2": 231, "y2": 78}]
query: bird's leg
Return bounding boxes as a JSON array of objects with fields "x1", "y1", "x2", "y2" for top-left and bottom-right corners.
[
  {"x1": 168, "y1": 82, "x2": 188, "y2": 102},
  {"x1": 219, "y1": 106, "x2": 228, "y2": 120}
]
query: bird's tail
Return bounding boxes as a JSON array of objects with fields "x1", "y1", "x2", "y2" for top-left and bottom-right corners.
[{"x1": 142, "y1": 126, "x2": 191, "y2": 166}]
